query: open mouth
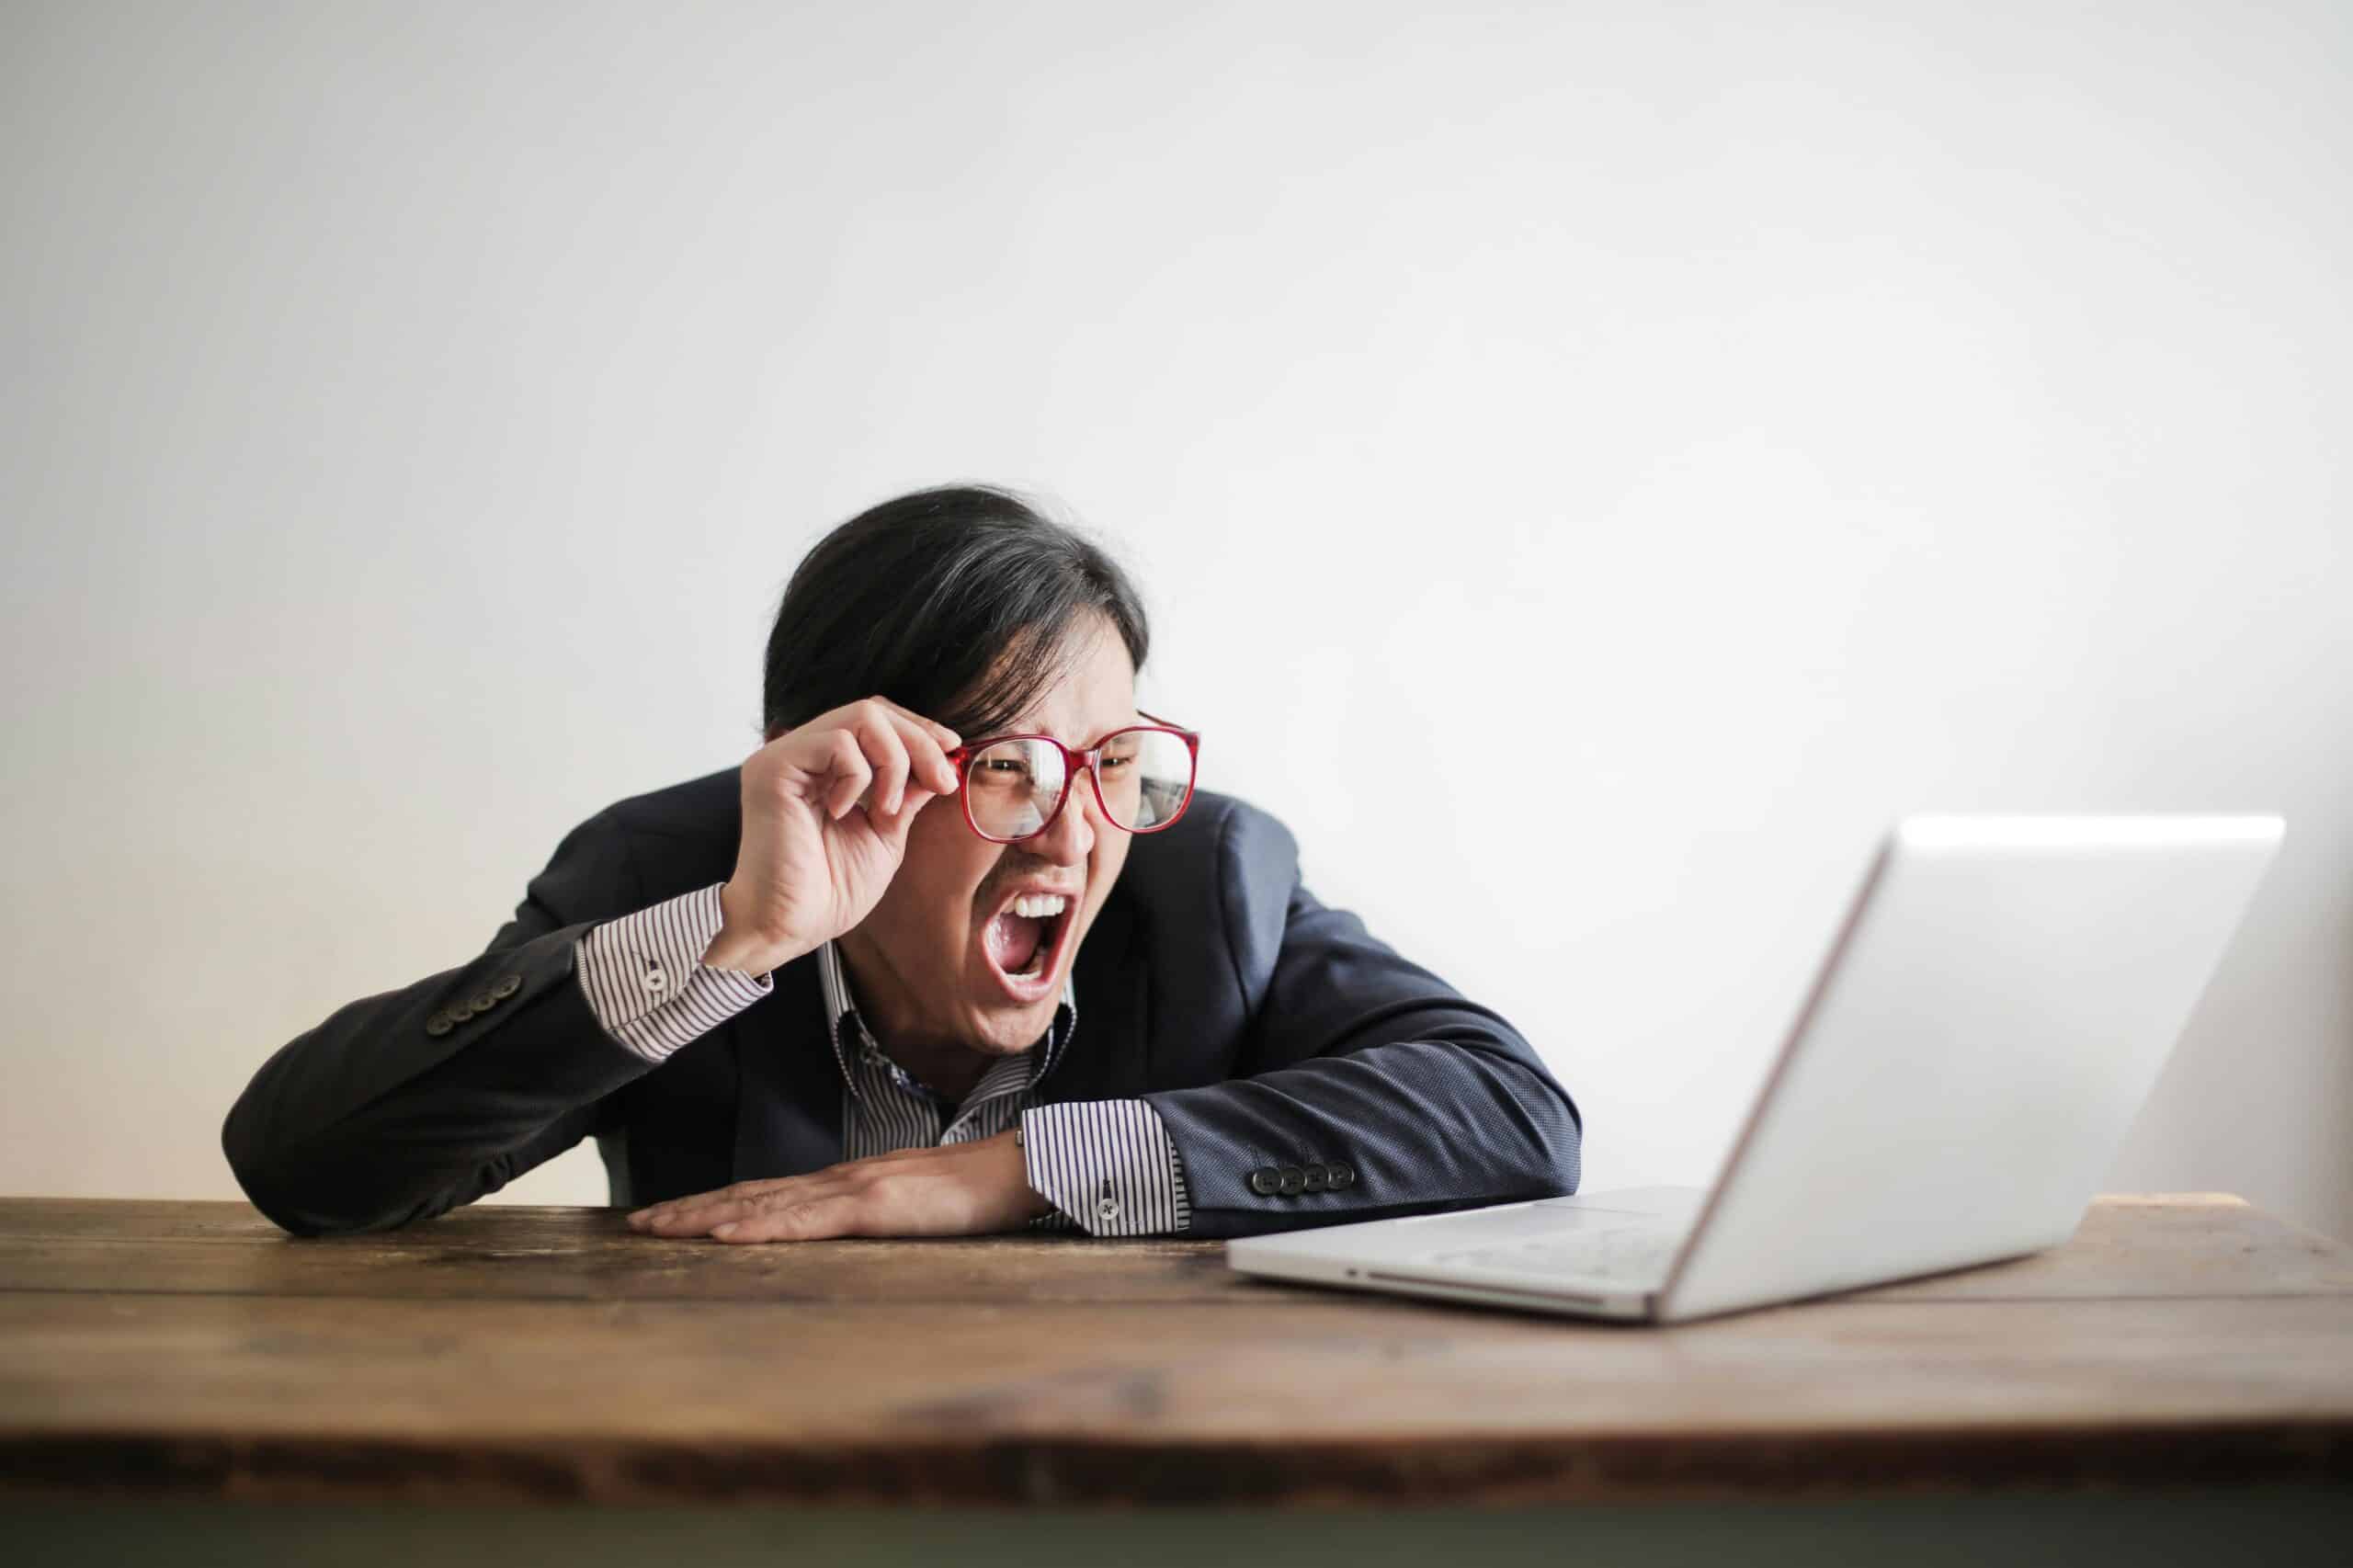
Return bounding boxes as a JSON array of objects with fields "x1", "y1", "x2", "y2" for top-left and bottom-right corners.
[{"x1": 980, "y1": 891, "x2": 1077, "y2": 1001}]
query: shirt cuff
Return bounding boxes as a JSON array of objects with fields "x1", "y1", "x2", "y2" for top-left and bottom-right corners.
[
  {"x1": 574, "y1": 883, "x2": 774, "y2": 1063},
  {"x1": 1019, "y1": 1099, "x2": 1191, "y2": 1236}
]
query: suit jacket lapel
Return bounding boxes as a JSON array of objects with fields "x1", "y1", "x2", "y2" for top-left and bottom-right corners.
[
  {"x1": 731, "y1": 951, "x2": 846, "y2": 1181},
  {"x1": 1047, "y1": 887, "x2": 1153, "y2": 1104}
]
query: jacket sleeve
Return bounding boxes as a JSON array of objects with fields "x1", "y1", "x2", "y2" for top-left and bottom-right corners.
[
  {"x1": 1142, "y1": 808, "x2": 1583, "y2": 1240},
  {"x1": 222, "y1": 808, "x2": 664, "y2": 1236}
]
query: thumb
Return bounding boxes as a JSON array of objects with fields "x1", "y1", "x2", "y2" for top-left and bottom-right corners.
[{"x1": 870, "y1": 787, "x2": 939, "y2": 849}]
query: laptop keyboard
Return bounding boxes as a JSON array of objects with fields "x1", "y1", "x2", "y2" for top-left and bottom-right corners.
[{"x1": 1423, "y1": 1225, "x2": 1687, "y2": 1285}]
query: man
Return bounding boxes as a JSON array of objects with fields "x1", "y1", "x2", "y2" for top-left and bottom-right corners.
[{"x1": 223, "y1": 485, "x2": 1583, "y2": 1241}]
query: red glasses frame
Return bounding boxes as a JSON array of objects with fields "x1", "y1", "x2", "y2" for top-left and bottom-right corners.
[{"x1": 944, "y1": 710, "x2": 1200, "y2": 844}]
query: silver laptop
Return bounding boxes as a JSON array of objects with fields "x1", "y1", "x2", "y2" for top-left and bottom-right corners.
[{"x1": 1228, "y1": 814, "x2": 2284, "y2": 1324}]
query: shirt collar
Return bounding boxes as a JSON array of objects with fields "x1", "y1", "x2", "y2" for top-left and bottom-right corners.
[{"x1": 816, "y1": 937, "x2": 1077, "y2": 1103}]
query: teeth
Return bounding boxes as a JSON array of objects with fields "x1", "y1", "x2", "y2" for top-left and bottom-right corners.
[{"x1": 996, "y1": 892, "x2": 1066, "y2": 983}]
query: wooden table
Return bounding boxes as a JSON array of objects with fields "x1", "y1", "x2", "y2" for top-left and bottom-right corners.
[{"x1": 4, "y1": 1194, "x2": 2350, "y2": 1564}]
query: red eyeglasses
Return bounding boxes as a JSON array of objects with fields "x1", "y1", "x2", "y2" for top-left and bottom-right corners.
[{"x1": 945, "y1": 711, "x2": 1199, "y2": 844}]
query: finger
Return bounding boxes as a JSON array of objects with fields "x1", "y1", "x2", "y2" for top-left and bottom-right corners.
[
  {"x1": 633, "y1": 1187, "x2": 766, "y2": 1234},
  {"x1": 870, "y1": 697, "x2": 961, "y2": 754},
  {"x1": 867, "y1": 786, "x2": 938, "y2": 846},
  {"x1": 823, "y1": 728, "x2": 870, "y2": 820},
  {"x1": 879, "y1": 708, "x2": 962, "y2": 797},
  {"x1": 627, "y1": 1153, "x2": 898, "y2": 1233},
  {"x1": 876, "y1": 710, "x2": 963, "y2": 807},
  {"x1": 644, "y1": 1183, "x2": 848, "y2": 1238},
  {"x1": 642, "y1": 1199, "x2": 758, "y2": 1237},
  {"x1": 711, "y1": 1193, "x2": 864, "y2": 1244},
  {"x1": 853, "y1": 705, "x2": 913, "y2": 817},
  {"x1": 808, "y1": 698, "x2": 960, "y2": 758},
  {"x1": 629, "y1": 1176, "x2": 806, "y2": 1232},
  {"x1": 816, "y1": 699, "x2": 957, "y2": 798}
]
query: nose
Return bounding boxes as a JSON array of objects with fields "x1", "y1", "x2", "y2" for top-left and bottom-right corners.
[{"x1": 1030, "y1": 772, "x2": 1098, "y2": 866}]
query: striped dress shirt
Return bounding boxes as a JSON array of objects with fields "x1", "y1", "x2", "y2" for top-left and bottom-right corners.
[{"x1": 573, "y1": 883, "x2": 1190, "y2": 1235}]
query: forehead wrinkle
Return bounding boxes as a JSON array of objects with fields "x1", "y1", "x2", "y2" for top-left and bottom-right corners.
[
  {"x1": 1078, "y1": 712, "x2": 1145, "y2": 749},
  {"x1": 982, "y1": 710, "x2": 1141, "y2": 751},
  {"x1": 982, "y1": 613, "x2": 1136, "y2": 748}
]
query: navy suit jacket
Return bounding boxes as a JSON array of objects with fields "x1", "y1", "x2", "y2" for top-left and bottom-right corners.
[{"x1": 222, "y1": 770, "x2": 1584, "y2": 1238}]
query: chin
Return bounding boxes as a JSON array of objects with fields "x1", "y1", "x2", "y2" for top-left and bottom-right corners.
[{"x1": 964, "y1": 994, "x2": 1061, "y2": 1053}]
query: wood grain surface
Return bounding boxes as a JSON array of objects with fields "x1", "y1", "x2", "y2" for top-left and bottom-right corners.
[{"x1": 2, "y1": 1194, "x2": 2348, "y2": 1505}]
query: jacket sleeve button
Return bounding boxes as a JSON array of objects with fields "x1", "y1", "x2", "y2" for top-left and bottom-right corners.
[
  {"x1": 1247, "y1": 1167, "x2": 1281, "y2": 1196},
  {"x1": 1277, "y1": 1165, "x2": 1307, "y2": 1196},
  {"x1": 491, "y1": 973, "x2": 522, "y2": 999},
  {"x1": 1327, "y1": 1164, "x2": 1357, "y2": 1190},
  {"x1": 1302, "y1": 1164, "x2": 1329, "y2": 1193},
  {"x1": 425, "y1": 1012, "x2": 454, "y2": 1038}
]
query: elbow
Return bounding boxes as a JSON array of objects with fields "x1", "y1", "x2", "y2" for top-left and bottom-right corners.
[
  {"x1": 1492, "y1": 1041, "x2": 1583, "y2": 1199},
  {"x1": 221, "y1": 1086, "x2": 402, "y2": 1238},
  {"x1": 221, "y1": 1094, "x2": 329, "y2": 1236},
  {"x1": 227, "y1": 1155, "x2": 410, "y2": 1240},
  {"x1": 1543, "y1": 1090, "x2": 1584, "y2": 1197},
  {"x1": 221, "y1": 1083, "x2": 287, "y2": 1224}
]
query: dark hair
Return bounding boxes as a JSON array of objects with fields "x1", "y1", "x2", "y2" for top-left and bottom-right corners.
[{"x1": 761, "y1": 484, "x2": 1151, "y2": 742}]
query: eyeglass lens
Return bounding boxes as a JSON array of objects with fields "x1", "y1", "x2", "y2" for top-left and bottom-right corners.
[{"x1": 964, "y1": 730, "x2": 1192, "y2": 841}]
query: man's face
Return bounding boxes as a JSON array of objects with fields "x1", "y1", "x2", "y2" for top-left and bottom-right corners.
[{"x1": 837, "y1": 615, "x2": 1140, "y2": 1058}]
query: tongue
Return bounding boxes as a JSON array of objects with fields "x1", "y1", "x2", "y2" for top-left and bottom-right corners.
[{"x1": 987, "y1": 912, "x2": 1048, "y2": 973}]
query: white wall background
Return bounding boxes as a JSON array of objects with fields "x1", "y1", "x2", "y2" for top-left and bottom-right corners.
[{"x1": 5, "y1": 1, "x2": 2347, "y2": 1238}]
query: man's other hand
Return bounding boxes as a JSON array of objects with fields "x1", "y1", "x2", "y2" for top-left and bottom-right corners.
[{"x1": 623, "y1": 1130, "x2": 1053, "y2": 1242}]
